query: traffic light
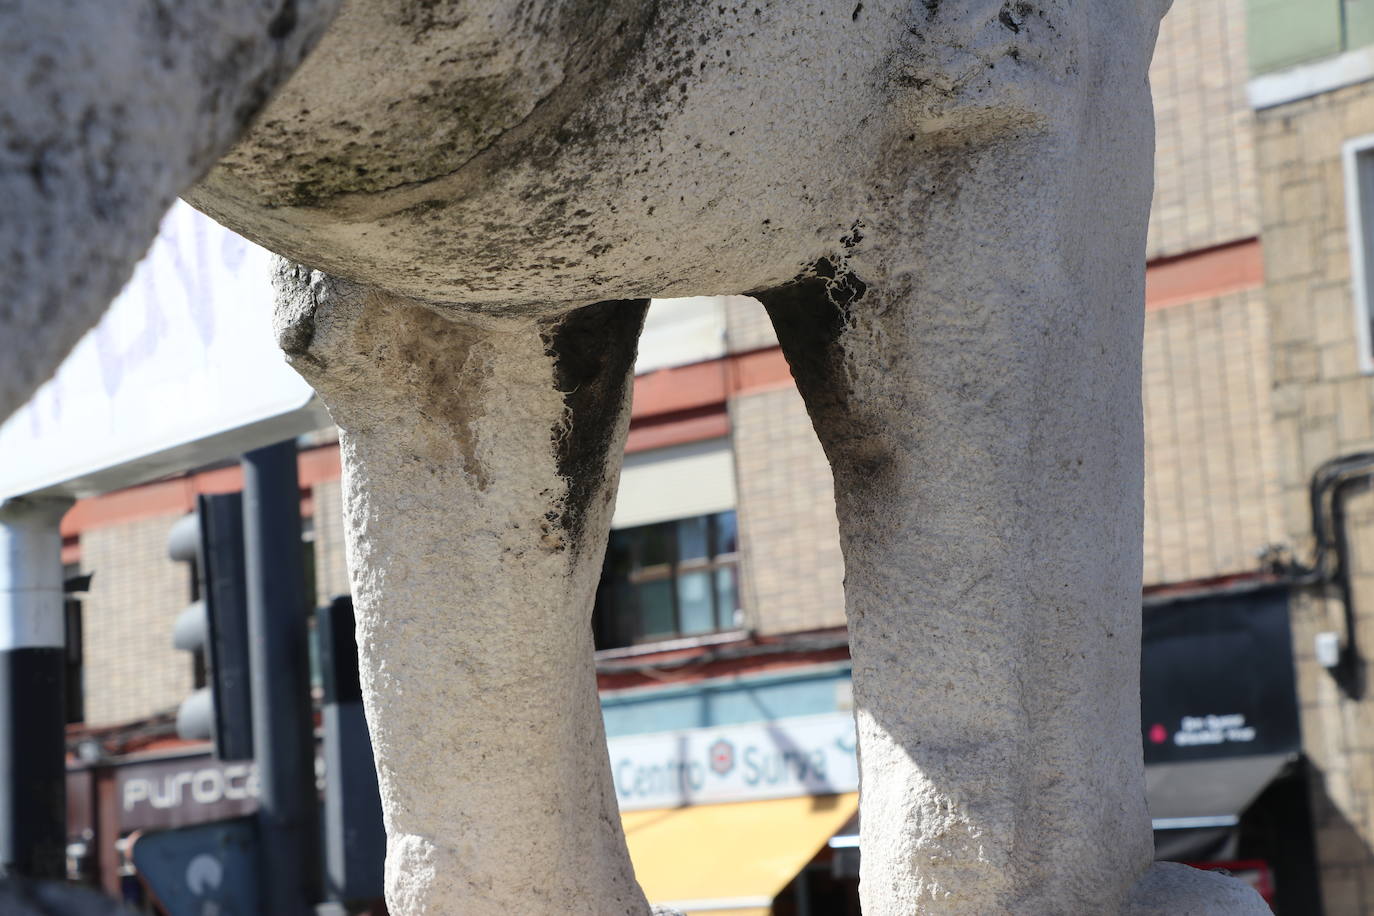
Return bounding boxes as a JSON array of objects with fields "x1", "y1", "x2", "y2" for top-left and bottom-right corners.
[{"x1": 167, "y1": 493, "x2": 254, "y2": 760}]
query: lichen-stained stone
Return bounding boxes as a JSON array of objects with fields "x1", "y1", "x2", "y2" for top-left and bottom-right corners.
[
  {"x1": 274, "y1": 265, "x2": 649, "y2": 914},
  {"x1": 0, "y1": 0, "x2": 341, "y2": 422},
  {"x1": 755, "y1": 103, "x2": 1160, "y2": 909},
  {"x1": 189, "y1": 0, "x2": 1175, "y2": 312},
  {"x1": 1124, "y1": 862, "x2": 1271, "y2": 914},
  {"x1": 6, "y1": 0, "x2": 1270, "y2": 912}
]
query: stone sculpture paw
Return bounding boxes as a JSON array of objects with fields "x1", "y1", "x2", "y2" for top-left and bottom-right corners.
[{"x1": 1123, "y1": 862, "x2": 1272, "y2": 915}]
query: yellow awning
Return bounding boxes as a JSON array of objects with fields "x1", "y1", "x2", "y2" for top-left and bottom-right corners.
[{"x1": 621, "y1": 792, "x2": 859, "y2": 916}]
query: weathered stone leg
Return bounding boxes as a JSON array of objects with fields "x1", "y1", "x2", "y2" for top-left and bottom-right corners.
[
  {"x1": 757, "y1": 135, "x2": 1266, "y2": 915},
  {"x1": 273, "y1": 268, "x2": 651, "y2": 915}
]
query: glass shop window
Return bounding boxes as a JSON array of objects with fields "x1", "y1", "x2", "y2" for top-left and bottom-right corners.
[{"x1": 593, "y1": 511, "x2": 741, "y2": 650}]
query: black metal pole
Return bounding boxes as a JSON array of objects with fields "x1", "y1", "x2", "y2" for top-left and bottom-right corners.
[
  {"x1": 318, "y1": 596, "x2": 385, "y2": 907},
  {"x1": 0, "y1": 496, "x2": 72, "y2": 881},
  {"x1": 241, "y1": 442, "x2": 319, "y2": 913}
]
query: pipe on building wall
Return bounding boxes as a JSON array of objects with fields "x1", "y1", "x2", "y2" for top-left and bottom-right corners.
[{"x1": 1278, "y1": 451, "x2": 1374, "y2": 699}]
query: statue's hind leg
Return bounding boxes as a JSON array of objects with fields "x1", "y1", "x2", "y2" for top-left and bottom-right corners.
[
  {"x1": 756, "y1": 115, "x2": 1268, "y2": 916},
  {"x1": 273, "y1": 267, "x2": 651, "y2": 915}
]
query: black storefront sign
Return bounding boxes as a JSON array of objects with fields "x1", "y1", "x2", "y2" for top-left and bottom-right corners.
[
  {"x1": 115, "y1": 753, "x2": 259, "y2": 832},
  {"x1": 1141, "y1": 585, "x2": 1301, "y2": 765}
]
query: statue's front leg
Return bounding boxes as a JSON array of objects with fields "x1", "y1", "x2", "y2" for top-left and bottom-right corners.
[
  {"x1": 757, "y1": 127, "x2": 1266, "y2": 915},
  {"x1": 273, "y1": 268, "x2": 650, "y2": 914}
]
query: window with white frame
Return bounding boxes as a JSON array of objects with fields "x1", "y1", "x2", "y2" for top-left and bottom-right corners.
[
  {"x1": 593, "y1": 438, "x2": 742, "y2": 650},
  {"x1": 594, "y1": 511, "x2": 741, "y2": 649},
  {"x1": 1343, "y1": 133, "x2": 1374, "y2": 372}
]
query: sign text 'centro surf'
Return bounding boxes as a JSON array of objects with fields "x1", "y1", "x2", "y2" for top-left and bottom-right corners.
[{"x1": 608, "y1": 712, "x2": 857, "y2": 811}]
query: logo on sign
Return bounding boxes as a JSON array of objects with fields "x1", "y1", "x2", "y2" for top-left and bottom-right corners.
[
  {"x1": 709, "y1": 739, "x2": 735, "y2": 776},
  {"x1": 609, "y1": 712, "x2": 859, "y2": 810},
  {"x1": 186, "y1": 854, "x2": 223, "y2": 896},
  {"x1": 122, "y1": 763, "x2": 257, "y2": 813}
]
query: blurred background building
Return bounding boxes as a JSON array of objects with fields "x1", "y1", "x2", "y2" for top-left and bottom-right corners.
[{"x1": 21, "y1": 0, "x2": 1374, "y2": 913}]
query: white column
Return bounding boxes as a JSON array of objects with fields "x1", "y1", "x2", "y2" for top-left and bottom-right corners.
[
  {"x1": 0, "y1": 494, "x2": 73, "y2": 879},
  {"x1": 0, "y1": 497, "x2": 71, "y2": 654}
]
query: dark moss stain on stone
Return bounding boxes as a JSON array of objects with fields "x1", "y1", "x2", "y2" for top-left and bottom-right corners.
[
  {"x1": 753, "y1": 259, "x2": 891, "y2": 485},
  {"x1": 278, "y1": 308, "x2": 315, "y2": 356},
  {"x1": 218, "y1": 0, "x2": 660, "y2": 209},
  {"x1": 252, "y1": 71, "x2": 524, "y2": 206},
  {"x1": 330, "y1": 298, "x2": 491, "y2": 489},
  {"x1": 268, "y1": 0, "x2": 298, "y2": 40},
  {"x1": 540, "y1": 299, "x2": 648, "y2": 555}
]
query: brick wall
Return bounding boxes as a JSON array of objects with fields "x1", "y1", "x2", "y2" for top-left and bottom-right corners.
[
  {"x1": 312, "y1": 478, "x2": 351, "y2": 606},
  {"x1": 79, "y1": 514, "x2": 194, "y2": 726},
  {"x1": 1142, "y1": 290, "x2": 1287, "y2": 585},
  {"x1": 724, "y1": 294, "x2": 778, "y2": 354},
  {"x1": 1288, "y1": 491, "x2": 1374, "y2": 913},
  {"x1": 729, "y1": 382, "x2": 846, "y2": 636},
  {"x1": 1148, "y1": 0, "x2": 1260, "y2": 259},
  {"x1": 1255, "y1": 79, "x2": 1374, "y2": 533}
]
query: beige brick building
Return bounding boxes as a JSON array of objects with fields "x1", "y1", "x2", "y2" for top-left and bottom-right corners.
[
  {"x1": 1253, "y1": 75, "x2": 1374, "y2": 912},
  {"x1": 1140, "y1": 0, "x2": 1285, "y2": 591},
  {"x1": 725, "y1": 303, "x2": 845, "y2": 637},
  {"x1": 79, "y1": 514, "x2": 195, "y2": 726}
]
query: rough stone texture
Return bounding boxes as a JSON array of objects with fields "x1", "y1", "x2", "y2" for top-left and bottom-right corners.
[
  {"x1": 3, "y1": 0, "x2": 1270, "y2": 911},
  {"x1": 748, "y1": 32, "x2": 1173, "y2": 906},
  {"x1": 190, "y1": 0, "x2": 1170, "y2": 314},
  {"x1": 243, "y1": 1, "x2": 1258, "y2": 912},
  {"x1": 0, "y1": 0, "x2": 341, "y2": 422},
  {"x1": 1122, "y1": 863, "x2": 1270, "y2": 914},
  {"x1": 274, "y1": 265, "x2": 649, "y2": 914}
]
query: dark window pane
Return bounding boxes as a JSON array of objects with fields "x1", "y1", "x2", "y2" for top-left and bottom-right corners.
[
  {"x1": 594, "y1": 512, "x2": 742, "y2": 649},
  {"x1": 604, "y1": 531, "x2": 636, "y2": 577},
  {"x1": 714, "y1": 566, "x2": 740, "y2": 630},
  {"x1": 640, "y1": 523, "x2": 674, "y2": 568},
  {"x1": 677, "y1": 571, "x2": 715, "y2": 635},
  {"x1": 713, "y1": 511, "x2": 739, "y2": 555},
  {"x1": 594, "y1": 581, "x2": 638, "y2": 649},
  {"x1": 677, "y1": 516, "x2": 709, "y2": 563},
  {"x1": 639, "y1": 580, "x2": 676, "y2": 638}
]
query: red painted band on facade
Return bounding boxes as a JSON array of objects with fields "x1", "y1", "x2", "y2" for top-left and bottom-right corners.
[
  {"x1": 61, "y1": 464, "x2": 314, "y2": 538},
  {"x1": 1145, "y1": 238, "x2": 1264, "y2": 310},
  {"x1": 627, "y1": 407, "x2": 731, "y2": 454},
  {"x1": 64, "y1": 346, "x2": 798, "y2": 535}
]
